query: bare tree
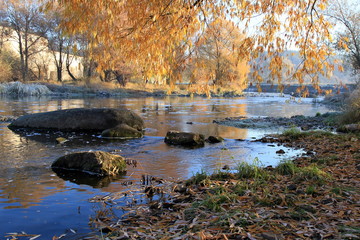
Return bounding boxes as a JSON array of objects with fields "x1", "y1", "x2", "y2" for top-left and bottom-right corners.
[
  {"x1": 46, "y1": 11, "x2": 66, "y2": 82},
  {"x1": 0, "y1": 0, "x2": 49, "y2": 81},
  {"x1": 328, "y1": 0, "x2": 360, "y2": 78}
]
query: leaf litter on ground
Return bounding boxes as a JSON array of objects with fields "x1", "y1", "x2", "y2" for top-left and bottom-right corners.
[{"x1": 87, "y1": 132, "x2": 360, "y2": 239}]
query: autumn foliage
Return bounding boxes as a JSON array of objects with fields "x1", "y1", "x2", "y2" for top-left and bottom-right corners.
[{"x1": 45, "y1": 0, "x2": 337, "y2": 89}]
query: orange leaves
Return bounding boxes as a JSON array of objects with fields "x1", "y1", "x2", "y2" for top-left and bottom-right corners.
[{"x1": 46, "y1": 0, "x2": 337, "y2": 86}]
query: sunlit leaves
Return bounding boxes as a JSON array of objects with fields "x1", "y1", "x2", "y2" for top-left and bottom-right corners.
[{"x1": 46, "y1": 0, "x2": 336, "y2": 87}]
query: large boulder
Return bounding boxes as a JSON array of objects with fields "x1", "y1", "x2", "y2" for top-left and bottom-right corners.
[
  {"x1": 164, "y1": 130, "x2": 205, "y2": 147},
  {"x1": 8, "y1": 108, "x2": 144, "y2": 132},
  {"x1": 101, "y1": 123, "x2": 143, "y2": 138},
  {"x1": 51, "y1": 151, "x2": 127, "y2": 176}
]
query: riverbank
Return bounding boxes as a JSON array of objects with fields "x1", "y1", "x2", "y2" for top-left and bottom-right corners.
[
  {"x1": 0, "y1": 81, "x2": 355, "y2": 99},
  {"x1": 214, "y1": 112, "x2": 341, "y2": 131},
  {"x1": 85, "y1": 127, "x2": 359, "y2": 239}
]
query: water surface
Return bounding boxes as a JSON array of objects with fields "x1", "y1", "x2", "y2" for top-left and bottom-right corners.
[{"x1": 0, "y1": 95, "x2": 331, "y2": 238}]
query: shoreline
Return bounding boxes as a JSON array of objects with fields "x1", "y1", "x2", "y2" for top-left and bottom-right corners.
[{"x1": 86, "y1": 126, "x2": 359, "y2": 239}]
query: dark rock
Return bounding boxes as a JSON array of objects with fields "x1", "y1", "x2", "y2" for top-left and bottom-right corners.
[
  {"x1": 186, "y1": 121, "x2": 193, "y2": 124},
  {"x1": 51, "y1": 151, "x2": 127, "y2": 176},
  {"x1": 276, "y1": 149, "x2": 286, "y2": 154},
  {"x1": 9, "y1": 108, "x2": 144, "y2": 132},
  {"x1": 207, "y1": 135, "x2": 224, "y2": 143},
  {"x1": 236, "y1": 138, "x2": 245, "y2": 141},
  {"x1": 301, "y1": 125, "x2": 310, "y2": 131},
  {"x1": 287, "y1": 184, "x2": 297, "y2": 191},
  {"x1": 101, "y1": 124, "x2": 143, "y2": 139},
  {"x1": 306, "y1": 150, "x2": 314, "y2": 155},
  {"x1": 222, "y1": 165, "x2": 230, "y2": 170},
  {"x1": 164, "y1": 131, "x2": 205, "y2": 147}
]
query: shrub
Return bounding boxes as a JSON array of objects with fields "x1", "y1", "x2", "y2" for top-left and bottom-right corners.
[
  {"x1": 339, "y1": 86, "x2": 360, "y2": 124},
  {"x1": 0, "y1": 81, "x2": 52, "y2": 96},
  {"x1": 282, "y1": 127, "x2": 307, "y2": 140},
  {"x1": 0, "y1": 50, "x2": 21, "y2": 82},
  {"x1": 0, "y1": 58, "x2": 12, "y2": 82}
]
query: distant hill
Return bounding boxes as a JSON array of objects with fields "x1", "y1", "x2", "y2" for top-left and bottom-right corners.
[{"x1": 249, "y1": 50, "x2": 355, "y2": 85}]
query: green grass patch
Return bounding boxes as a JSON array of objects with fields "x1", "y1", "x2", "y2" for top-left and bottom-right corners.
[
  {"x1": 305, "y1": 185, "x2": 317, "y2": 195},
  {"x1": 295, "y1": 164, "x2": 330, "y2": 184},
  {"x1": 200, "y1": 191, "x2": 237, "y2": 211},
  {"x1": 275, "y1": 160, "x2": 298, "y2": 175},
  {"x1": 282, "y1": 127, "x2": 308, "y2": 140},
  {"x1": 186, "y1": 170, "x2": 210, "y2": 186},
  {"x1": 236, "y1": 159, "x2": 270, "y2": 180}
]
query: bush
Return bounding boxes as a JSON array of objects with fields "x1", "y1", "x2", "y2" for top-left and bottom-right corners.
[
  {"x1": 0, "y1": 50, "x2": 21, "y2": 82},
  {"x1": 0, "y1": 81, "x2": 52, "y2": 96},
  {"x1": 340, "y1": 86, "x2": 360, "y2": 124},
  {"x1": 0, "y1": 58, "x2": 12, "y2": 82}
]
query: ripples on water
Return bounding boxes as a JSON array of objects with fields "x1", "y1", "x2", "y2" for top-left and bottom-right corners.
[{"x1": 0, "y1": 95, "x2": 330, "y2": 238}]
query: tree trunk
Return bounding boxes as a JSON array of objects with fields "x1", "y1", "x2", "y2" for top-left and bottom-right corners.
[
  {"x1": 66, "y1": 64, "x2": 78, "y2": 81},
  {"x1": 113, "y1": 71, "x2": 127, "y2": 87}
]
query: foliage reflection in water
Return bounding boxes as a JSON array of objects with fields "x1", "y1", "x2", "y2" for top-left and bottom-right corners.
[{"x1": 0, "y1": 95, "x2": 331, "y2": 238}]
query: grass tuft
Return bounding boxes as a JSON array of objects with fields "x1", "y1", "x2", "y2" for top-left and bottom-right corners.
[
  {"x1": 236, "y1": 160, "x2": 269, "y2": 180},
  {"x1": 0, "y1": 81, "x2": 52, "y2": 96},
  {"x1": 186, "y1": 170, "x2": 210, "y2": 186},
  {"x1": 275, "y1": 160, "x2": 298, "y2": 175},
  {"x1": 282, "y1": 127, "x2": 308, "y2": 139},
  {"x1": 294, "y1": 164, "x2": 330, "y2": 184}
]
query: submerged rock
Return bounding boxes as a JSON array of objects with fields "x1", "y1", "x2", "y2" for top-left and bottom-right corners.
[
  {"x1": 101, "y1": 123, "x2": 143, "y2": 139},
  {"x1": 207, "y1": 136, "x2": 224, "y2": 143},
  {"x1": 164, "y1": 131, "x2": 205, "y2": 147},
  {"x1": 276, "y1": 149, "x2": 286, "y2": 154},
  {"x1": 51, "y1": 151, "x2": 127, "y2": 176},
  {"x1": 8, "y1": 108, "x2": 144, "y2": 132}
]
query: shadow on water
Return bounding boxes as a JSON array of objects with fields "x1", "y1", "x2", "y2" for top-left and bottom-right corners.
[{"x1": 52, "y1": 168, "x2": 127, "y2": 188}]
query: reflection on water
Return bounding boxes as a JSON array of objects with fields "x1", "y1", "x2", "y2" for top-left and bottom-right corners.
[{"x1": 0, "y1": 95, "x2": 331, "y2": 238}]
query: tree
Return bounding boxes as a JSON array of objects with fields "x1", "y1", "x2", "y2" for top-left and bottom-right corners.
[
  {"x1": 0, "y1": 0, "x2": 49, "y2": 81},
  {"x1": 328, "y1": 0, "x2": 360, "y2": 79},
  {"x1": 45, "y1": 0, "x2": 335, "y2": 88},
  {"x1": 46, "y1": 11, "x2": 66, "y2": 82},
  {"x1": 190, "y1": 18, "x2": 249, "y2": 92}
]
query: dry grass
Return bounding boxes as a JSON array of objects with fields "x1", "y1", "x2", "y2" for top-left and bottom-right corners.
[
  {"x1": 0, "y1": 81, "x2": 52, "y2": 96},
  {"x1": 340, "y1": 86, "x2": 360, "y2": 124}
]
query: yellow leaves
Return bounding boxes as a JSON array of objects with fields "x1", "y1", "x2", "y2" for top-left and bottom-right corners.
[
  {"x1": 318, "y1": 3, "x2": 326, "y2": 11},
  {"x1": 47, "y1": 0, "x2": 337, "y2": 86}
]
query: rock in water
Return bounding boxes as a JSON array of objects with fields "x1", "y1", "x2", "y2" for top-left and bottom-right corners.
[
  {"x1": 207, "y1": 136, "x2": 224, "y2": 143},
  {"x1": 8, "y1": 108, "x2": 144, "y2": 132},
  {"x1": 164, "y1": 131, "x2": 205, "y2": 147},
  {"x1": 51, "y1": 151, "x2": 127, "y2": 176},
  {"x1": 101, "y1": 124, "x2": 143, "y2": 139}
]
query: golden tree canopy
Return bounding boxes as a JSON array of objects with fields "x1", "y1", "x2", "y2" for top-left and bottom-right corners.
[{"x1": 45, "y1": 0, "x2": 336, "y2": 88}]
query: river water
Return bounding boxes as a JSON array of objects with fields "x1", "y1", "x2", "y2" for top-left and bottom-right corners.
[{"x1": 0, "y1": 95, "x2": 331, "y2": 239}]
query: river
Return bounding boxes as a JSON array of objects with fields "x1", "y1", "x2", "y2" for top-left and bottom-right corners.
[{"x1": 0, "y1": 95, "x2": 331, "y2": 239}]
